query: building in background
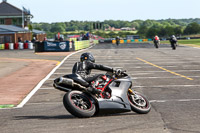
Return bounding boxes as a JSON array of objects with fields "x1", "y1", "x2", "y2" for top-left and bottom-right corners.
[
  {"x1": 0, "y1": 0, "x2": 46, "y2": 42},
  {"x1": 0, "y1": 0, "x2": 33, "y2": 28},
  {"x1": 0, "y1": 25, "x2": 31, "y2": 43}
]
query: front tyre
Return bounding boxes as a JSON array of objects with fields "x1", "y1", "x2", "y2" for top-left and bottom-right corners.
[
  {"x1": 128, "y1": 91, "x2": 151, "y2": 114},
  {"x1": 154, "y1": 43, "x2": 159, "y2": 48},
  {"x1": 63, "y1": 91, "x2": 96, "y2": 118},
  {"x1": 171, "y1": 42, "x2": 176, "y2": 50}
]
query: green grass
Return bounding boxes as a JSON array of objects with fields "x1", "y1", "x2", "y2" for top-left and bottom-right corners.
[
  {"x1": 160, "y1": 39, "x2": 200, "y2": 46},
  {"x1": 0, "y1": 104, "x2": 14, "y2": 108}
]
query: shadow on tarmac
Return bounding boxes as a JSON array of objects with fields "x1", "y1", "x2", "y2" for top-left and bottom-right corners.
[{"x1": 14, "y1": 112, "x2": 138, "y2": 120}]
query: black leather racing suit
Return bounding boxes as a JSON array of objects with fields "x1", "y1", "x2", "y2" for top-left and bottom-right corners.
[{"x1": 72, "y1": 60, "x2": 114, "y2": 87}]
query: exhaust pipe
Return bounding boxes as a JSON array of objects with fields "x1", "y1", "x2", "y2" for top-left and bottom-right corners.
[
  {"x1": 57, "y1": 77, "x2": 74, "y2": 86},
  {"x1": 55, "y1": 77, "x2": 86, "y2": 89}
]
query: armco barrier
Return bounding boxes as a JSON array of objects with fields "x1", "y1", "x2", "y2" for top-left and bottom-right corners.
[{"x1": 0, "y1": 44, "x2": 5, "y2": 49}]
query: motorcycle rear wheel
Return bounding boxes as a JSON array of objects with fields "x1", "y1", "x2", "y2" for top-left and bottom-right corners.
[
  {"x1": 63, "y1": 90, "x2": 96, "y2": 118},
  {"x1": 127, "y1": 91, "x2": 151, "y2": 114}
]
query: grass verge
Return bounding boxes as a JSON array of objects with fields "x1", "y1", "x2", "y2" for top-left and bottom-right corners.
[{"x1": 0, "y1": 104, "x2": 14, "y2": 108}]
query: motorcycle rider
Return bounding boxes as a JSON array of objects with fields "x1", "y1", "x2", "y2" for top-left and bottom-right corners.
[
  {"x1": 153, "y1": 35, "x2": 160, "y2": 44},
  {"x1": 72, "y1": 52, "x2": 120, "y2": 94},
  {"x1": 169, "y1": 35, "x2": 177, "y2": 44},
  {"x1": 116, "y1": 36, "x2": 120, "y2": 45}
]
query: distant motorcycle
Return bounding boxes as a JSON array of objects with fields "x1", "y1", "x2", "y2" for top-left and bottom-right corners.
[
  {"x1": 116, "y1": 37, "x2": 120, "y2": 46},
  {"x1": 116, "y1": 40, "x2": 120, "y2": 46},
  {"x1": 153, "y1": 40, "x2": 160, "y2": 48},
  {"x1": 170, "y1": 39, "x2": 177, "y2": 50},
  {"x1": 53, "y1": 70, "x2": 151, "y2": 118}
]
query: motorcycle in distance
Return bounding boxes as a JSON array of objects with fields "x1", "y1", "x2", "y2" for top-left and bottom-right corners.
[
  {"x1": 169, "y1": 37, "x2": 178, "y2": 50},
  {"x1": 116, "y1": 36, "x2": 120, "y2": 46},
  {"x1": 53, "y1": 70, "x2": 151, "y2": 118},
  {"x1": 153, "y1": 40, "x2": 160, "y2": 48}
]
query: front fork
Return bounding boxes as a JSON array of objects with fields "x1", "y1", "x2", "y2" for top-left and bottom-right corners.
[
  {"x1": 128, "y1": 88, "x2": 135, "y2": 95},
  {"x1": 128, "y1": 88, "x2": 140, "y2": 100}
]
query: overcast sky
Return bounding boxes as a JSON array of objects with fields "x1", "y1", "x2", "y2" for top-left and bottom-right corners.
[{"x1": 6, "y1": 0, "x2": 200, "y2": 23}]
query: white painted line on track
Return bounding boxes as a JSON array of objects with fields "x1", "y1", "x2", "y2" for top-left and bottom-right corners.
[
  {"x1": 15, "y1": 45, "x2": 95, "y2": 109},
  {"x1": 190, "y1": 47, "x2": 200, "y2": 49},
  {"x1": 132, "y1": 76, "x2": 200, "y2": 79},
  {"x1": 133, "y1": 85, "x2": 200, "y2": 88},
  {"x1": 150, "y1": 98, "x2": 200, "y2": 103},
  {"x1": 130, "y1": 70, "x2": 200, "y2": 73}
]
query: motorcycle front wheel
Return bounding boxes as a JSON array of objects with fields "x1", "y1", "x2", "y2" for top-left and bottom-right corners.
[
  {"x1": 154, "y1": 43, "x2": 159, "y2": 48},
  {"x1": 171, "y1": 43, "x2": 176, "y2": 50},
  {"x1": 63, "y1": 90, "x2": 96, "y2": 118},
  {"x1": 127, "y1": 91, "x2": 151, "y2": 114}
]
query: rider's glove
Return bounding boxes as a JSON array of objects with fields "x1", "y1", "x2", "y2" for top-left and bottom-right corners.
[{"x1": 114, "y1": 69, "x2": 122, "y2": 75}]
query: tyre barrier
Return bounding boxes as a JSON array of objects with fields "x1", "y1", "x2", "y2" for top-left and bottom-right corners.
[
  {"x1": 28, "y1": 42, "x2": 33, "y2": 50},
  {"x1": 14, "y1": 43, "x2": 19, "y2": 49},
  {"x1": 5, "y1": 43, "x2": 9, "y2": 49},
  {"x1": 0, "y1": 44, "x2": 5, "y2": 50},
  {"x1": 0, "y1": 42, "x2": 34, "y2": 50},
  {"x1": 9, "y1": 43, "x2": 14, "y2": 50},
  {"x1": 19, "y1": 43, "x2": 24, "y2": 49},
  {"x1": 24, "y1": 43, "x2": 28, "y2": 49}
]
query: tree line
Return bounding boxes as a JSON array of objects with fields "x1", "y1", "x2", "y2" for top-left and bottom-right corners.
[{"x1": 32, "y1": 18, "x2": 200, "y2": 38}]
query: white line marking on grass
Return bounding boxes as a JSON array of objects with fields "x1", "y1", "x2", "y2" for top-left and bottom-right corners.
[{"x1": 15, "y1": 46, "x2": 94, "y2": 109}]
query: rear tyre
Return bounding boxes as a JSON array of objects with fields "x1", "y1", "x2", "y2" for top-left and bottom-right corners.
[
  {"x1": 128, "y1": 91, "x2": 151, "y2": 114},
  {"x1": 63, "y1": 91, "x2": 96, "y2": 118}
]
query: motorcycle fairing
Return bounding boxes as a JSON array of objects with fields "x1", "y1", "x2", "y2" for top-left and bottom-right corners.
[{"x1": 97, "y1": 76, "x2": 132, "y2": 112}]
